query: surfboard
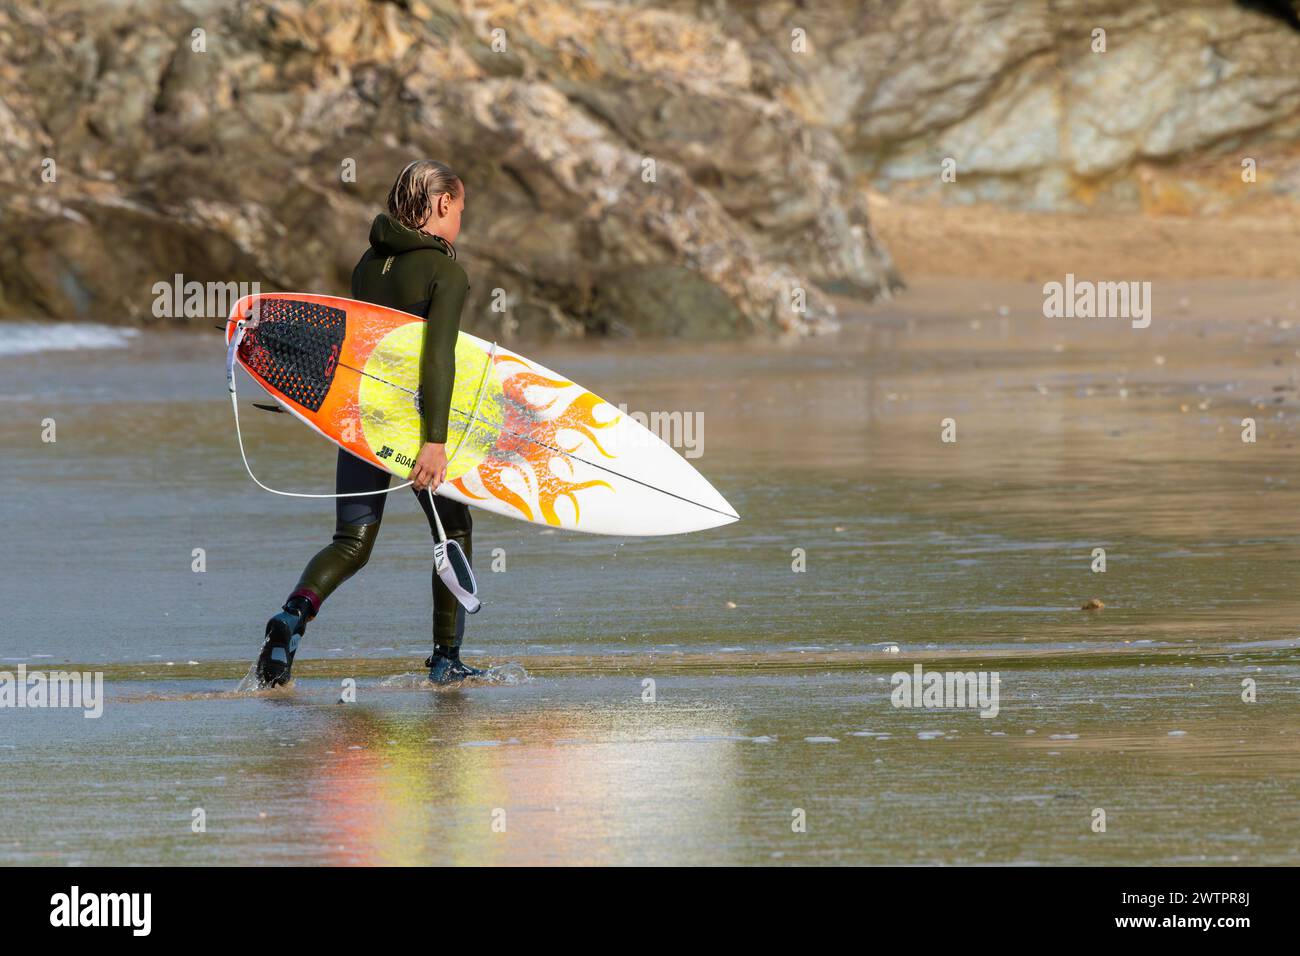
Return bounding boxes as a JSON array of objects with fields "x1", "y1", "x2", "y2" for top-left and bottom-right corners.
[{"x1": 225, "y1": 293, "x2": 739, "y2": 536}]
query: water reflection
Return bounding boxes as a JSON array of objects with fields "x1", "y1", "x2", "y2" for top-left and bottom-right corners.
[{"x1": 296, "y1": 685, "x2": 746, "y2": 865}]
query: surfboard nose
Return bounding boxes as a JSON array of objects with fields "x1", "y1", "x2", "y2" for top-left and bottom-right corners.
[
  {"x1": 684, "y1": 473, "x2": 740, "y2": 529},
  {"x1": 694, "y1": 507, "x2": 740, "y2": 531}
]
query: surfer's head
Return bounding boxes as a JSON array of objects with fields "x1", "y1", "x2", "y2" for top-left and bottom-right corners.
[{"x1": 387, "y1": 160, "x2": 464, "y2": 244}]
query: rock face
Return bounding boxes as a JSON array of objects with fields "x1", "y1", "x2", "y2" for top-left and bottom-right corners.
[
  {"x1": 1, "y1": 0, "x2": 1297, "y2": 336},
  {"x1": 686, "y1": 0, "x2": 1300, "y2": 212},
  {"x1": 0, "y1": 0, "x2": 897, "y2": 337}
]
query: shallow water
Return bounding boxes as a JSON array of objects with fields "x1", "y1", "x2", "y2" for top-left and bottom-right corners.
[
  {"x1": 1, "y1": 278, "x2": 1298, "y2": 864},
  {"x1": 2, "y1": 669, "x2": 1296, "y2": 865}
]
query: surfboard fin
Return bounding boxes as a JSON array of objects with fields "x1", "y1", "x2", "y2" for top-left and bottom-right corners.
[{"x1": 252, "y1": 402, "x2": 286, "y2": 414}]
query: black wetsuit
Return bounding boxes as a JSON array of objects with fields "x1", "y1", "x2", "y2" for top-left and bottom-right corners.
[{"x1": 285, "y1": 214, "x2": 473, "y2": 650}]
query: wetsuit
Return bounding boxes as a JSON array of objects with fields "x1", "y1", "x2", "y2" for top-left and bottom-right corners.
[{"x1": 284, "y1": 213, "x2": 472, "y2": 651}]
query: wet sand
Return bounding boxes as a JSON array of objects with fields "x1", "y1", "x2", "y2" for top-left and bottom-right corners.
[
  {"x1": 3, "y1": 669, "x2": 1296, "y2": 866},
  {"x1": 2, "y1": 275, "x2": 1298, "y2": 864}
]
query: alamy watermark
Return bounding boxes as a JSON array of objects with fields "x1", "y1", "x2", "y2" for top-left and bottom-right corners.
[
  {"x1": 891, "y1": 664, "x2": 1000, "y2": 718},
  {"x1": 0, "y1": 665, "x2": 104, "y2": 718},
  {"x1": 616, "y1": 404, "x2": 704, "y2": 458},
  {"x1": 152, "y1": 274, "x2": 260, "y2": 320},
  {"x1": 1043, "y1": 273, "x2": 1151, "y2": 329},
  {"x1": 50, "y1": 886, "x2": 150, "y2": 936}
]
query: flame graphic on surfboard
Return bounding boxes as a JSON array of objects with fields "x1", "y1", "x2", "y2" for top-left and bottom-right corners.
[{"x1": 226, "y1": 293, "x2": 739, "y2": 536}]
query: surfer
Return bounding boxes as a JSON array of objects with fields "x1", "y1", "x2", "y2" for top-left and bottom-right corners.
[{"x1": 255, "y1": 160, "x2": 482, "y2": 688}]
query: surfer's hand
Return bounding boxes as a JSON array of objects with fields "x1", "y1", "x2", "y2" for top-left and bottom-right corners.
[{"x1": 411, "y1": 442, "x2": 448, "y2": 492}]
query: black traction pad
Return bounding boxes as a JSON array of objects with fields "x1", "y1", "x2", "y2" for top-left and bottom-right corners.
[{"x1": 237, "y1": 299, "x2": 346, "y2": 413}]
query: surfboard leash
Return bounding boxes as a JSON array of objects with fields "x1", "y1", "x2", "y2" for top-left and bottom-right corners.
[
  {"x1": 226, "y1": 318, "x2": 497, "y2": 502},
  {"x1": 226, "y1": 317, "x2": 416, "y2": 499}
]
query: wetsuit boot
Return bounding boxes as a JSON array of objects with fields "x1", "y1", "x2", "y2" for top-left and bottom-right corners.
[
  {"x1": 255, "y1": 595, "x2": 313, "y2": 688},
  {"x1": 424, "y1": 511, "x2": 481, "y2": 684},
  {"x1": 258, "y1": 519, "x2": 380, "y2": 688},
  {"x1": 426, "y1": 644, "x2": 484, "y2": 684}
]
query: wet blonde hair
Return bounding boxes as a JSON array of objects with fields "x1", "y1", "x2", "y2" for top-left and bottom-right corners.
[{"x1": 386, "y1": 160, "x2": 462, "y2": 233}]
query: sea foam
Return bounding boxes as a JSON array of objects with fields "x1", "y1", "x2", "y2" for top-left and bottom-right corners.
[{"x1": 0, "y1": 322, "x2": 139, "y2": 357}]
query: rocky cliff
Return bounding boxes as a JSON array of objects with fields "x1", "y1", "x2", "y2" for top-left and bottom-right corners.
[
  {"x1": 701, "y1": 0, "x2": 1300, "y2": 214},
  {"x1": 1, "y1": 0, "x2": 1297, "y2": 337}
]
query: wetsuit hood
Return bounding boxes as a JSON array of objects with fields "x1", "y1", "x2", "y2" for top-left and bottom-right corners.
[{"x1": 368, "y1": 213, "x2": 452, "y2": 257}]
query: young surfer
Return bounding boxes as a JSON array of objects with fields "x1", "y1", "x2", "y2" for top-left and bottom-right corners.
[{"x1": 255, "y1": 160, "x2": 481, "y2": 688}]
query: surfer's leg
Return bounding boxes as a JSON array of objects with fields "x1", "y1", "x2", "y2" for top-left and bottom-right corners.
[
  {"x1": 257, "y1": 451, "x2": 392, "y2": 687},
  {"x1": 287, "y1": 450, "x2": 392, "y2": 613}
]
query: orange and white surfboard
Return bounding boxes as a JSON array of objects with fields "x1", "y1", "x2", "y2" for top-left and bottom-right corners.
[{"x1": 225, "y1": 293, "x2": 739, "y2": 536}]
